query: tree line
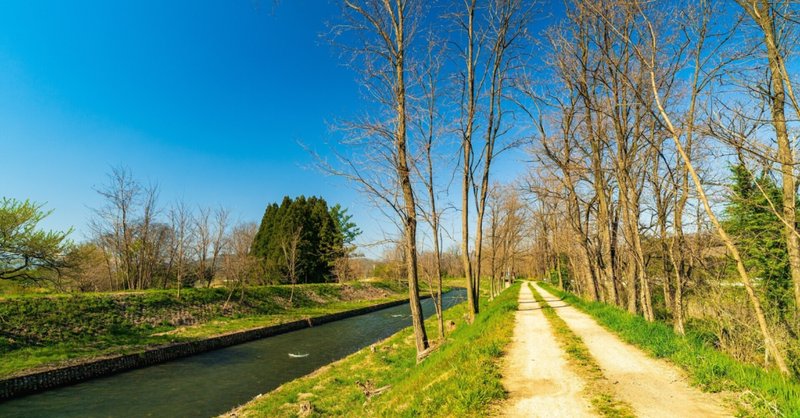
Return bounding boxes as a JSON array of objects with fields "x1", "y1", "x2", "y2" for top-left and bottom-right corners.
[
  {"x1": 524, "y1": 0, "x2": 800, "y2": 376},
  {"x1": 331, "y1": 0, "x2": 536, "y2": 356},
  {"x1": 1, "y1": 168, "x2": 359, "y2": 300},
  {"x1": 331, "y1": 0, "x2": 800, "y2": 377}
]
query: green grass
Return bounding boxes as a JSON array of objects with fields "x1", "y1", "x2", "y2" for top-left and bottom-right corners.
[
  {"x1": 538, "y1": 282, "x2": 800, "y2": 417},
  {"x1": 528, "y1": 283, "x2": 634, "y2": 417},
  {"x1": 0, "y1": 281, "x2": 424, "y2": 379},
  {"x1": 229, "y1": 283, "x2": 520, "y2": 417}
]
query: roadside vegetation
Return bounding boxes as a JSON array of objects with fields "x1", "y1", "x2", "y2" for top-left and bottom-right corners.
[
  {"x1": 528, "y1": 283, "x2": 634, "y2": 417},
  {"x1": 539, "y1": 282, "x2": 800, "y2": 416},
  {"x1": 0, "y1": 281, "x2": 414, "y2": 379},
  {"x1": 225, "y1": 283, "x2": 519, "y2": 418}
]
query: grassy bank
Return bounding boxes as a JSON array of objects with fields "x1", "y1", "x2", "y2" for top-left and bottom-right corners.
[
  {"x1": 226, "y1": 283, "x2": 520, "y2": 417},
  {"x1": 528, "y1": 283, "x2": 634, "y2": 417},
  {"x1": 538, "y1": 282, "x2": 800, "y2": 416},
  {"x1": 0, "y1": 281, "x2": 414, "y2": 379}
]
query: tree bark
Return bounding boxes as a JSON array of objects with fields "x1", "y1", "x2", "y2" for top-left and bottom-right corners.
[
  {"x1": 461, "y1": 0, "x2": 479, "y2": 322},
  {"x1": 393, "y1": 0, "x2": 429, "y2": 353}
]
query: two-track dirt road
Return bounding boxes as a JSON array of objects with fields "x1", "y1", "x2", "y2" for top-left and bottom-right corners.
[
  {"x1": 501, "y1": 283, "x2": 593, "y2": 417},
  {"x1": 501, "y1": 282, "x2": 731, "y2": 418}
]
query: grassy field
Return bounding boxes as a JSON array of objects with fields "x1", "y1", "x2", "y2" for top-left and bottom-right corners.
[
  {"x1": 226, "y1": 282, "x2": 520, "y2": 417},
  {"x1": 538, "y1": 282, "x2": 800, "y2": 417},
  {"x1": 528, "y1": 283, "x2": 634, "y2": 417},
  {"x1": 0, "y1": 280, "x2": 423, "y2": 379}
]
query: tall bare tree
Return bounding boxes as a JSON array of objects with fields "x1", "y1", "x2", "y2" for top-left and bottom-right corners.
[
  {"x1": 168, "y1": 200, "x2": 191, "y2": 300},
  {"x1": 455, "y1": 0, "x2": 534, "y2": 320},
  {"x1": 194, "y1": 207, "x2": 212, "y2": 287},
  {"x1": 209, "y1": 206, "x2": 230, "y2": 287},
  {"x1": 412, "y1": 33, "x2": 447, "y2": 340},
  {"x1": 222, "y1": 222, "x2": 260, "y2": 308},
  {"x1": 336, "y1": 0, "x2": 430, "y2": 355},
  {"x1": 281, "y1": 225, "x2": 303, "y2": 305},
  {"x1": 90, "y1": 167, "x2": 163, "y2": 290}
]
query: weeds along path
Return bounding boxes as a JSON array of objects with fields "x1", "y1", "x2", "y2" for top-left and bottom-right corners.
[
  {"x1": 501, "y1": 282, "x2": 594, "y2": 417},
  {"x1": 532, "y1": 283, "x2": 731, "y2": 418}
]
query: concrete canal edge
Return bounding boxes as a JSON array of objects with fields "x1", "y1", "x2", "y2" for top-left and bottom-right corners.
[{"x1": 0, "y1": 296, "x2": 429, "y2": 401}]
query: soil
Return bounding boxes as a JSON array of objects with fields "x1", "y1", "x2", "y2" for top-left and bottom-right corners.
[{"x1": 339, "y1": 285, "x2": 390, "y2": 301}]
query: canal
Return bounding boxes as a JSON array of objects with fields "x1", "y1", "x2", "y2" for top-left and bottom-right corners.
[{"x1": 0, "y1": 289, "x2": 466, "y2": 417}]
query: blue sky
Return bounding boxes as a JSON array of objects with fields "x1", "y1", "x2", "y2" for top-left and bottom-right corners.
[{"x1": 0, "y1": 0, "x2": 530, "y2": 254}]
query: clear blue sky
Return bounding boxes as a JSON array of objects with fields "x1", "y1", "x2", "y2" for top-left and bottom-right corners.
[{"x1": 0, "y1": 0, "x2": 529, "y2": 254}]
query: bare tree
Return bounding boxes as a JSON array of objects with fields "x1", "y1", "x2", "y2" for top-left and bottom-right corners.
[
  {"x1": 412, "y1": 32, "x2": 447, "y2": 340},
  {"x1": 334, "y1": 0, "x2": 430, "y2": 355},
  {"x1": 222, "y1": 222, "x2": 260, "y2": 308},
  {"x1": 190, "y1": 205, "x2": 229, "y2": 288},
  {"x1": 209, "y1": 206, "x2": 230, "y2": 287},
  {"x1": 168, "y1": 201, "x2": 191, "y2": 299},
  {"x1": 194, "y1": 207, "x2": 212, "y2": 287},
  {"x1": 455, "y1": 0, "x2": 535, "y2": 320},
  {"x1": 281, "y1": 225, "x2": 303, "y2": 305},
  {"x1": 90, "y1": 166, "x2": 163, "y2": 290},
  {"x1": 485, "y1": 184, "x2": 525, "y2": 298},
  {"x1": 90, "y1": 167, "x2": 139, "y2": 290}
]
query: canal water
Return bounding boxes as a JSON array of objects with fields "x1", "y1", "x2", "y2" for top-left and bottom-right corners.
[{"x1": 0, "y1": 289, "x2": 465, "y2": 418}]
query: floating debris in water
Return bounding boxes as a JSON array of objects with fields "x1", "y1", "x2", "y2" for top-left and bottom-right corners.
[
  {"x1": 391, "y1": 314, "x2": 405, "y2": 318},
  {"x1": 288, "y1": 353, "x2": 309, "y2": 358}
]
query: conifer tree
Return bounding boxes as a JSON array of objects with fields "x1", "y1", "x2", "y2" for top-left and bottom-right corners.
[
  {"x1": 251, "y1": 196, "x2": 356, "y2": 283},
  {"x1": 724, "y1": 165, "x2": 793, "y2": 315}
]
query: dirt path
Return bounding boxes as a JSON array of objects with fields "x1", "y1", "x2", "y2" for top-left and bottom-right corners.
[
  {"x1": 501, "y1": 283, "x2": 594, "y2": 417},
  {"x1": 532, "y1": 283, "x2": 731, "y2": 418}
]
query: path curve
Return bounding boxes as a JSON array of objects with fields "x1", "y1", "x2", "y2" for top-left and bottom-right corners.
[
  {"x1": 532, "y1": 283, "x2": 731, "y2": 418},
  {"x1": 501, "y1": 283, "x2": 594, "y2": 417}
]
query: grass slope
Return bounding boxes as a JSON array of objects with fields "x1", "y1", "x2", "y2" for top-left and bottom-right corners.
[
  {"x1": 539, "y1": 282, "x2": 800, "y2": 417},
  {"x1": 228, "y1": 283, "x2": 520, "y2": 418},
  {"x1": 528, "y1": 283, "x2": 634, "y2": 417},
  {"x1": 0, "y1": 281, "x2": 411, "y2": 379}
]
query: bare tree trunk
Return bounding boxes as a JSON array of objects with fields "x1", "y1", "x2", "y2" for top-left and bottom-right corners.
[
  {"x1": 461, "y1": 0, "x2": 479, "y2": 322},
  {"x1": 393, "y1": 0, "x2": 428, "y2": 353},
  {"x1": 431, "y1": 217, "x2": 444, "y2": 340},
  {"x1": 739, "y1": 0, "x2": 800, "y2": 309},
  {"x1": 578, "y1": 27, "x2": 618, "y2": 305},
  {"x1": 416, "y1": 35, "x2": 445, "y2": 340},
  {"x1": 337, "y1": 0, "x2": 429, "y2": 355},
  {"x1": 650, "y1": 143, "x2": 674, "y2": 316},
  {"x1": 281, "y1": 225, "x2": 302, "y2": 307},
  {"x1": 556, "y1": 253, "x2": 564, "y2": 289}
]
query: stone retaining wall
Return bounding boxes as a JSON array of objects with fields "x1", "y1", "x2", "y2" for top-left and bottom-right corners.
[{"x1": 0, "y1": 297, "x2": 414, "y2": 400}]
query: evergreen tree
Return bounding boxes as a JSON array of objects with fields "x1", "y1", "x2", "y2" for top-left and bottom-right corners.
[
  {"x1": 251, "y1": 196, "x2": 357, "y2": 283},
  {"x1": 330, "y1": 204, "x2": 361, "y2": 249},
  {"x1": 328, "y1": 204, "x2": 362, "y2": 280},
  {"x1": 723, "y1": 164, "x2": 793, "y2": 316}
]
